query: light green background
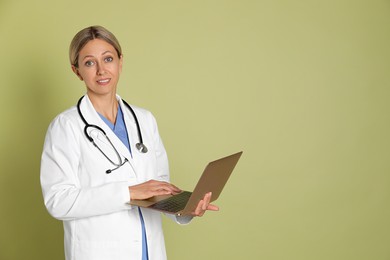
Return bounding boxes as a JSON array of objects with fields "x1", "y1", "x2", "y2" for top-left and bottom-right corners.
[{"x1": 1, "y1": 0, "x2": 389, "y2": 259}]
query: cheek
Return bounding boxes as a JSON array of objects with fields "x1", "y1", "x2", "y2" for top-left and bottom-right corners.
[
  {"x1": 110, "y1": 62, "x2": 122, "y2": 74},
  {"x1": 80, "y1": 71, "x2": 95, "y2": 81}
]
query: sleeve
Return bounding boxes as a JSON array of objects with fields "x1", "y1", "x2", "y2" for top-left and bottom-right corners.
[
  {"x1": 40, "y1": 115, "x2": 132, "y2": 221},
  {"x1": 166, "y1": 214, "x2": 193, "y2": 225}
]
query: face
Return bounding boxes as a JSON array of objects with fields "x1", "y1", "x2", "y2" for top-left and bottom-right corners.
[{"x1": 72, "y1": 39, "x2": 123, "y2": 98}]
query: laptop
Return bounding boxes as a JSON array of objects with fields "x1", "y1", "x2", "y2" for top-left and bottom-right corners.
[{"x1": 130, "y1": 151, "x2": 243, "y2": 216}]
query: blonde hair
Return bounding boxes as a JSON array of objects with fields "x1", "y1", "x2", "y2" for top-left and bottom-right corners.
[{"x1": 69, "y1": 25, "x2": 122, "y2": 67}]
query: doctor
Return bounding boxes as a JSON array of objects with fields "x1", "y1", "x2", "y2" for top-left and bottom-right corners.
[{"x1": 40, "y1": 25, "x2": 218, "y2": 260}]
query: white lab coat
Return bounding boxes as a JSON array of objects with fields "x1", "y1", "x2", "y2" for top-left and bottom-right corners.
[{"x1": 41, "y1": 94, "x2": 190, "y2": 260}]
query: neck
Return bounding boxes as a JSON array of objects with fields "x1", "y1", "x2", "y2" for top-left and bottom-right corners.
[{"x1": 88, "y1": 93, "x2": 118, "y2": 124}]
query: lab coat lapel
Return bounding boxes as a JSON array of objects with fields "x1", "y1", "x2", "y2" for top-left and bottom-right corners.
[{"x1": 118, "y1": 97, "x2": 141, "y2": 163}]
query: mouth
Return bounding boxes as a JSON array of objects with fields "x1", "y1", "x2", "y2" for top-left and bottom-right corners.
[{"x1": 96, "y1": 78, "x2": 111, "y2": 85}]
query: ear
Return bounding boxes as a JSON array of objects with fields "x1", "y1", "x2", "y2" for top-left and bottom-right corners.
[
  {"x1": 119, "y1": 54, "x2": 123, "y2": 74},
  {"x1": 71, "y1": 65, "x2": 84, "y2": 81}
]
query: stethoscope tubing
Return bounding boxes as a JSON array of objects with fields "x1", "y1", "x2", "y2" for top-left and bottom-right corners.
[
  {"x1": 121, "y1": 99, "x2": 144, "y2": 148},
  {"x1": 77, "y1": 95, "x2": 146, "y2": 148},
  {"x1": 76, "y1": 95, "x2": 147, "y2": 173}
]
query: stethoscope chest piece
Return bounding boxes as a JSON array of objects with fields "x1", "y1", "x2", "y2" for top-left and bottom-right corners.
[{"x1": 136, "y1": 143, "x2": 148, "y2": 153}]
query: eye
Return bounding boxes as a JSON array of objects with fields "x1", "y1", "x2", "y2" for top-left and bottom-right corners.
[
  {"x1": 104, "y1": 56, "x2": 113, "y2": 63},
  {"x1": 85, "y1": 60, "x2": 95, "y2": 67}
]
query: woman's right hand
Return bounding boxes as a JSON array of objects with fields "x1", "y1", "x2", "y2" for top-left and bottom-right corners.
[{"x1": 129, "y1": 180, "x2": 182, "y2": 200}]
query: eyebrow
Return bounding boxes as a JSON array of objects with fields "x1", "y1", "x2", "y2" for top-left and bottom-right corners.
[{"x1": 81, "y1": 50, "x2": 114, "y2": 61}]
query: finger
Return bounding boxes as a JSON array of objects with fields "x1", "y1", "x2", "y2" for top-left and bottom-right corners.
[
  {"x1": 153, "y1": 188, "x2": 175, "y2": 195},
  {"x1": 148, "y1": 182, "x2": 178, "y2": 194},
  {"x1": 207, "y1": 204, "x2": 219, "y2": 211},
  {"x1": 152, "y1": 181, "x2": 182, "y2": 193},
  {"x1": 168, "y1": 183, "x2": 182, "y2": 192},
  {"x1": 194, "y1": 207, "x2": 205, "y2": 217},
  {"x1": 169, "y1": 185, "x2": 182, "y2": 194},
  {"x1": 194, "y1": 200, "x2": 204, "y2": 216},
  {"x1": 202, "y1": 192, "x2": 212, "y2": 210}
]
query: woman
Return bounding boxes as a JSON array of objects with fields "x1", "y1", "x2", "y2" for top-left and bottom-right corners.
[{"x1": 40, "y1": 25, "x2": 218, "y2": 260}]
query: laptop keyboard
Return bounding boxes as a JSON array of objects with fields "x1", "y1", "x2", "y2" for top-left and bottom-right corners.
[{"x1": 149, "y1": 191, "x2": 192, "y2": 212}]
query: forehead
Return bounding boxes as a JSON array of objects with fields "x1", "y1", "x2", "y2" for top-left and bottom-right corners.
[{"x1": 79, "y1": 39, "x2": 116, "y2": 58}]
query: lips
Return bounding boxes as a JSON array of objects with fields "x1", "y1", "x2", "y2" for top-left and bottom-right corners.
[{"x1": 97, "y1": 78, "x2": 111, "y2": 85}]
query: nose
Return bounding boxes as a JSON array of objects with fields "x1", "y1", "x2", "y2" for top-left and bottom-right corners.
[{"x1": 96, "y1": 62, "x2": 106, "y2": 75}]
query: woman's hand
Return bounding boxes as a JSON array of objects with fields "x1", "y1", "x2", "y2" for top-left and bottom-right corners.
[
  {"x1": 192, "y1": 192, "x2": 219, "y2": 217},
  {"x1": 129, "y1": 180, "x2": 182, "y2": 200}
]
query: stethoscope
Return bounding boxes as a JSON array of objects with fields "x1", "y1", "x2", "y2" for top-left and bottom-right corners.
[{"x1": 77, "y1": 95, "x2": 148, "y2": 174}]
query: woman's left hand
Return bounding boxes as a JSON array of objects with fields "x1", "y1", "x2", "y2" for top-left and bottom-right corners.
[{"x1": 192, "y1": 192, "x2": 219, "y2": 217}]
